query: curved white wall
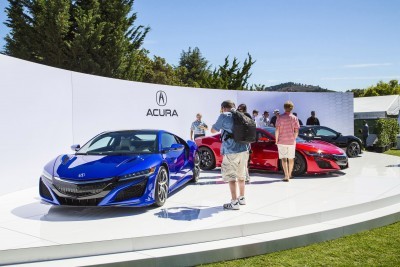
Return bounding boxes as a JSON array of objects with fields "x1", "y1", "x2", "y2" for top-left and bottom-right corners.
[
  {"x1": 0, "y1": 55, "x2": 353, "y2": 196},
  {"x1": 0, "y1": 55, "x2": 73, "y2": 196}
]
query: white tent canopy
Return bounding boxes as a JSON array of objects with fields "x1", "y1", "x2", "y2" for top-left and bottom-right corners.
[{"x1": 354, "y1": 95, "x2": 400, "y2": 119}]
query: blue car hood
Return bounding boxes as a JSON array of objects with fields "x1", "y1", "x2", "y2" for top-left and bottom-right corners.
[{"x1": 53, "y1": 154, "x2": 160, "y2": 181}]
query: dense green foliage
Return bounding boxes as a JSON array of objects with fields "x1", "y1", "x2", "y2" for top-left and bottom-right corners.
[
  {"x1": 207, "y1": 54, "x2": 255, "y2": 90},
  {"x1": 203, "y1": 221, "x2": 400, "y2": 267},
  {"x1": 177, "y1": 47, "x2": 210, "y2": 88},
  {"x1": 251, "y1": 82, "x2": 333, "y2": 92},
  {"x1": 143, "y1": 46, "x2": 256, "y2": 90},
  {"x1": 3, "y1": 0, "x2": 255, "y2": 89},
  {"x1": 4, "y1": 0, "x2": 150, "y2": 79},
  {"x1": 348, "y1": 80, "x2": 400, "y2": 97},
  {"x1": 375, "y1": 118, "x2": 400, "y2": 147}
]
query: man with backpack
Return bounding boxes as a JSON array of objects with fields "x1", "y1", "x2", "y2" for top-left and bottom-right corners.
[
  {"x1": 211, "y1": 100, "x2": 256, "y2": 210},
  {"x1": 237, "y1": 103, "x2": 253, "y2": 183}
]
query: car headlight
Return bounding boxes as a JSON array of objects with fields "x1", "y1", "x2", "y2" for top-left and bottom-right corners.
[
  {"x1": 119, "y1": 167, "x2": 156, "y2": 181},
  {"x1": 41, "y1": 170, "x2": 52, "y2": 181},
  {"x1": 304, "y1": 150, "x2": 330, "y2": 158}
]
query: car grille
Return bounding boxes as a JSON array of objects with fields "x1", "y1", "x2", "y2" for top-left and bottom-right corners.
[
  {"x1": 50, "y1": 175, "x2": 148, "y2": 206},
  {"x1": 39, "y1": 179, "x2": 53, "y2": 201},
  {"x1": 53, "y1": 179, "x2": 112, "y2": 198},
  {"x1": 113, "y1": 179, "x2": 148, "y2": 202},
  {"x1": 56, "y1": 197, "x2": 102, "y2": 206}
]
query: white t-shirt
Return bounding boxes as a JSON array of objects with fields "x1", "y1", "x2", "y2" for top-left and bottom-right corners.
[
  {"x1": 252, "y1": 115, "x2": 260, "y2": 127},
  {"x1": 259, "y1": 116, "x2": 270, "y2": 127}
]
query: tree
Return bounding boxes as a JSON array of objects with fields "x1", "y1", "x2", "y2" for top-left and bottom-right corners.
[
  {"x1": 4, "y1": 0, "x2": 150, "y2": 79},
  {"x1": 30, "y1": 0, "x2": 71, "y2": 68},
  {"x1": 4, "y1": 0, "x2": 35, "y2": 60},
  {"x1": 4, "y1": 1, "x2": 257, "y2": 90},
  {"x1": 69, "y1": 0, "x2": 105, "y2": 74},
  {"x1": 349, "y1": 80, "x2": 400, "y2": 97},
  {"x1": 347, "y1": 88, "x2": 365, "y2": 97},
  {"x1": 206, "y1": 54, "x2": 255, "y2": 90},
  {"x1": 177, "y1": 47, "x2": 210, "y2": 87},
  {"x1": 177, "y1": 47, "x2": 255, "y2": 90},
  {"x1": 142, "y1": 56, "x2": 183, "y2": 86},
  {"x1": 249, "y1": 84, "x2": 266, "y2": 91},
  {"x1": 90, "y1": 0, "x2": 149, "y2": 79}
]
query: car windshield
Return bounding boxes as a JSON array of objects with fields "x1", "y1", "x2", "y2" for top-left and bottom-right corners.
[
  {"x1": 261, "y1": 127, "x2": 306, "y2": 143},
  {"x1": 76, "y1": 131, "x2": 158, "y2": 155}
]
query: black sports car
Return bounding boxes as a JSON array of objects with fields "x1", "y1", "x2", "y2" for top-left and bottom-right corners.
[{"x1": 299, "y1": 126, "x2": 363, "y2": 158}]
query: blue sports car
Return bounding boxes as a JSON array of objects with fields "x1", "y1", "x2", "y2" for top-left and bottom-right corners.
[{"x1": 39, "y1": 130, "x2": 200, "y2": 207}]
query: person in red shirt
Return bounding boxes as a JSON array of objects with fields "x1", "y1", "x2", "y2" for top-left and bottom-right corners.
[{"x1": 275, "y1": 101, "x2": 300, "y2": 182}]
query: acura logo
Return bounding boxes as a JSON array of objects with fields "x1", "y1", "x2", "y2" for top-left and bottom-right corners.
[
  {"x1": 156, "y1": 91, "x2": 167, "y2": 106},
  {"x1": 146, "y1": 90, "x2": 178, "y2": 117}
]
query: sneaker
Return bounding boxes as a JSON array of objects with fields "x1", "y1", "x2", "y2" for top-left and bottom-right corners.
[
  {"x1": 238, "y1": 196, "x2": 246, "y2": 205},
  {"x1": 223, "y1": 200, "x2": 240, "y2": 210}
]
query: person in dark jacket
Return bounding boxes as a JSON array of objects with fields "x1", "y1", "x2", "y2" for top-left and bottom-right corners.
[
  {"x1": 362, "y1": 120, "x2": 369, "y2": 148},
  {"x1": 270, "y1": 109, "x2": 279, "y2": 127},
  {"x1": 306, "y1": 111, "x2": 320, "y2": 125},
  {"x1": 293, "y1": 112, "x2": 303, "y2": 126}
]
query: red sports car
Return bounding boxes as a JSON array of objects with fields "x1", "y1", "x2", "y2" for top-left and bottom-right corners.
[{"x1": 195, "y1": 127, "x2": 348, "y2": 176}]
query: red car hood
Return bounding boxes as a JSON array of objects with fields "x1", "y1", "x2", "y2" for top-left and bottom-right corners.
[{"x1": 297, "y1": 140, "x2": 344, "y2": 154}]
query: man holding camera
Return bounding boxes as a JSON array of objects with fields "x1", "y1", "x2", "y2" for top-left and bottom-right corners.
[{"x1": 211, "y1": 100, "x2": 249, "y2": 210}]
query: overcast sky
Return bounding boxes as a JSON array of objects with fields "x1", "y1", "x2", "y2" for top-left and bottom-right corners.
[{"x1": 1, "y1": 0, "x2": 399, "y2": 91}]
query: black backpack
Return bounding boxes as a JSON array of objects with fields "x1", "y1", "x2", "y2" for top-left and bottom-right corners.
[{"x1": 224, "y1": 110, "x2": 256, "y2": 144}]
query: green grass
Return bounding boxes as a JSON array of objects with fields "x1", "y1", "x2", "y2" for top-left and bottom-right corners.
[
  {"x1": 203, "y1": 222, "x2": 400, "y2": 267},
  {"x1": 203, "y1": 150, "x2": 400, "y2": 267},
  {"x1": 384, "y1": 148, "x2": 400, "y2": 157}
]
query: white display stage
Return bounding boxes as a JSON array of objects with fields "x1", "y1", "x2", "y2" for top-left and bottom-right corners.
[
  {"x1": 1, "y1": 152, "x2": 400, "y2": 266},
  {"x1": 0, "y1": 54, "x2": 354, "y2": 197}
]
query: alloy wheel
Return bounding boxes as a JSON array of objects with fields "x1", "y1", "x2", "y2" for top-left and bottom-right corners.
[
  {"x1": 157, "y1": 168, "x2": 168, "y2": 205},
  {"x1": 192, "y1": 152, "x2": 201, "y2": 182},
  {"x1": 199, "y1": 147, "x2": 216, "y2": 170},
  {"x1": 347, "y1": 142, "x2": 360, "y2": 158}
]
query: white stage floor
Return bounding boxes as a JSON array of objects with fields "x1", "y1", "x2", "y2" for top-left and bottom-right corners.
[{"x1": 1, "y1": 152, "x2": 400, "y2": 266}]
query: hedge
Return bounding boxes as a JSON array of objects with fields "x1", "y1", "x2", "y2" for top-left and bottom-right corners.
[{"x1": 375, "y1": 118, "x2": 400, "y2": 147}]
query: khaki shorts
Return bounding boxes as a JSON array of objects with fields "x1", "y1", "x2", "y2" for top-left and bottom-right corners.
[
  {"x1": 277, "y1": 144, "x2": 296, "y2": 159},
  {"x1": 221, "y1": 151, "x2": 249, "y2": 182}
]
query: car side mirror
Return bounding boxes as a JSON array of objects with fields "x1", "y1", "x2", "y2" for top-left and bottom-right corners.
[
  {"x1": 337, "y1": 132, "x2": 342, "y2": 137},
  {"x1": 170, "y1": 144, "x2": 185, "y2": 151},
  {"x1": 71, "y1": 144, "x2": 80, "y2": 151}
]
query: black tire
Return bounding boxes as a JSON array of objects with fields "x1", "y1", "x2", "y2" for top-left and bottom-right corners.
[
  {"x1": 153, "y1": 166, "x2": 169, "y2": 207},
  {"x1": 191, "y1": 152, "x2": 201, "y2": 183},
  {"x1": 346, "y1": 141, "x2": 361, "y2": 158},
  {"x1": 293, "y1": 151, "x2": 307, "y2": 176},
  {"x1": 198, "y1": 147, "x2": 216, "y2": 170}
]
